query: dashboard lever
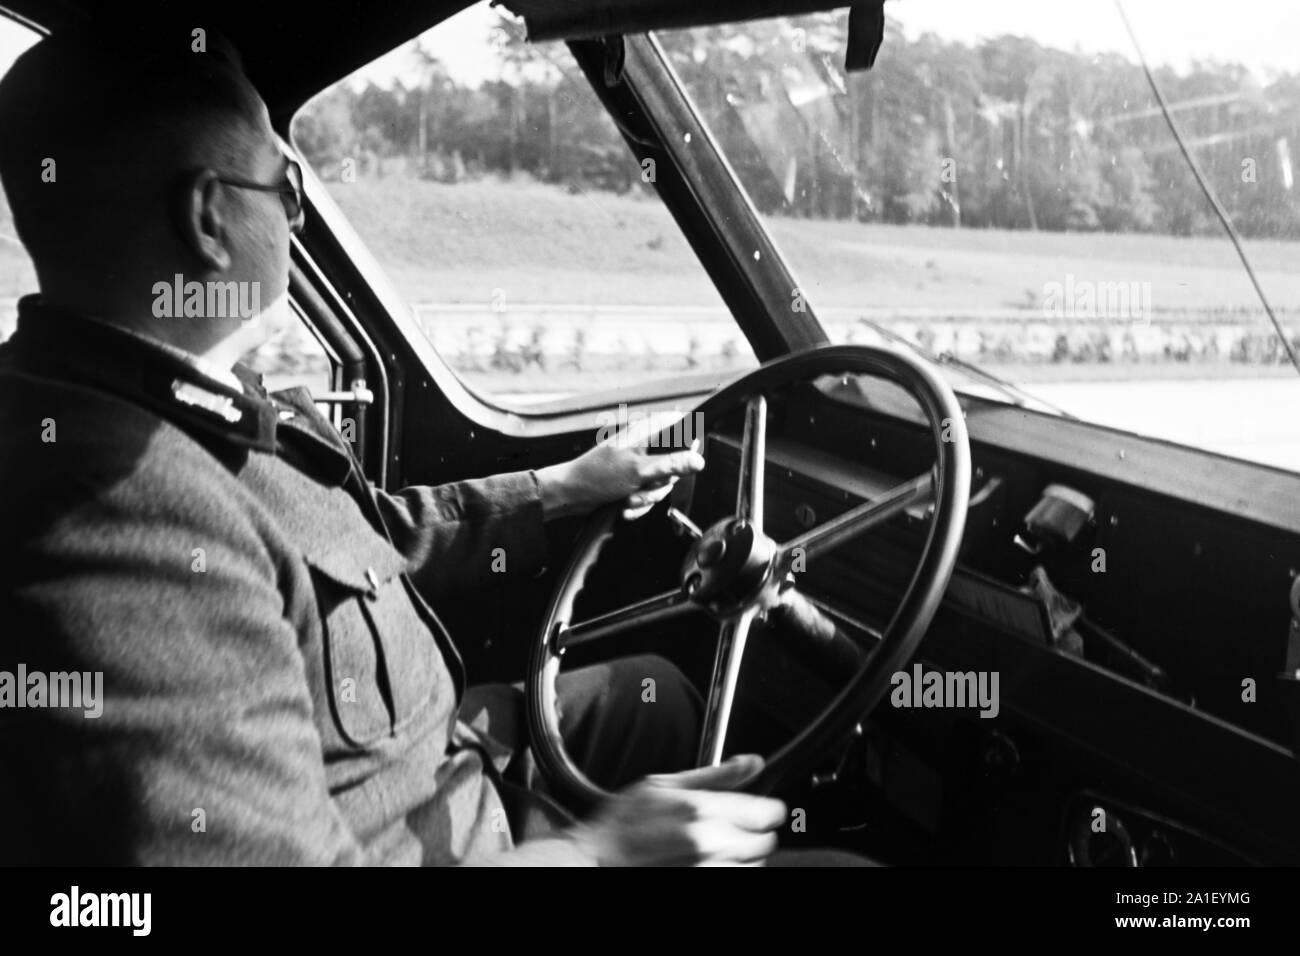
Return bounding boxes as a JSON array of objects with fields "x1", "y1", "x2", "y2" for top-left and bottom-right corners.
[
  {"x1": 768, "y1": 590, "x2": 868, "y2": 679},
  {"x1": 1013, "y1": 533, "x2": 1043, "y2": 556}
]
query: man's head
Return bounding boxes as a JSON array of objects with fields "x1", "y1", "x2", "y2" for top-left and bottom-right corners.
[{"x1": 0, "y1": 22, "x2": 298, "y2": 354}]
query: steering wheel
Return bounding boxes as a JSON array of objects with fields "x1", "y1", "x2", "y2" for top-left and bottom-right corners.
[{"x1": 527, "y1": 345, "x2": 971, "y2": 807}]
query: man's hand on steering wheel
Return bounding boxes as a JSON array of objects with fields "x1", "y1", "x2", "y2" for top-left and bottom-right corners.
[
  {"x1": 536, "y1": 431, "x2": 705, "y2": 521},
  {"x1": 566, "y1": 754, "x2": 786, "y2": 866}
]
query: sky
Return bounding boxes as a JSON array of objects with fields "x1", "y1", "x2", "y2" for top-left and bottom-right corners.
[
  {"x1": 891, "y1": 0, "x2": 1300, "y2": 76},
  {"x1": 2, "y1": 0, "x2": 1297, "y2": 88},
  {"x1": 359, "y1": 0, "x2": 1300, "y2": 89}
]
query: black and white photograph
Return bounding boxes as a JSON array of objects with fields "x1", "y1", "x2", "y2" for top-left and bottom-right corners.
[{"x1": 0, "y1": 0, "x2": 1293, "y2": 933}]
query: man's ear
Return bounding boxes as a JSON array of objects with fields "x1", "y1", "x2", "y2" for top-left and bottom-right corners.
[{"x1": 173, "y1": 169, "x2": 232, "y2": 272}]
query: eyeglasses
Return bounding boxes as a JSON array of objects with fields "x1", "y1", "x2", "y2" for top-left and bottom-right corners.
[{"x1": 216, "y1": 158, "x2": 305, "y2": 235}]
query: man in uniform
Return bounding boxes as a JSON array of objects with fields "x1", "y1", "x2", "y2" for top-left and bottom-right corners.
[{"x1": 0, "y1": 25, "x2": 789, "y2": 865}]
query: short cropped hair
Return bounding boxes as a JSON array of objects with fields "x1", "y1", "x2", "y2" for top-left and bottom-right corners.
[{"x1": 0, "y1": 20, "x2": 264, "y2": 266}]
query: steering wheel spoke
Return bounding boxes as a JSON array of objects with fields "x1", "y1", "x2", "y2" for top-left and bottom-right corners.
[
  {"x1": 780, "y1": 470, "x2": 934, "y2": 565},
  {"x1": 736, "y1": 395, "x2": 767, "y2": 532},
  {"x1": 556, "y1": 588, "x2": 694, "y2": 652},
  {"x1": 697, "y1": 608, "x2": 758, "y2": 767}
]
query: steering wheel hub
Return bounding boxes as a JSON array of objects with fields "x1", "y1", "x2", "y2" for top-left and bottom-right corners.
[{"x1": 682, "y1": 519, "x2": 777, "y2": 613}]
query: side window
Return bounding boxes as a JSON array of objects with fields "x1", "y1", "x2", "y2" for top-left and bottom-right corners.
[
  {"x1": 0, "y1": 17, "x2": 39, "y2": 342},
  {"x1": 292, "y1": 1, "x2": 758, "y2": 406},
  {"x1": 239, "y1": 304, "x2": 334, "y2": 395}
]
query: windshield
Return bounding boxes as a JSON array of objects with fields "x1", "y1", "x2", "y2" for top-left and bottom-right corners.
[{"x1": 659, "y1": 0, "x2": 1300, "y2": 471}]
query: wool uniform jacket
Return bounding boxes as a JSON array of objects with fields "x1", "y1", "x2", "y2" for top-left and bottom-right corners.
[{"x1": 0, "y1": 296, "x2": 581, "y2": 865}]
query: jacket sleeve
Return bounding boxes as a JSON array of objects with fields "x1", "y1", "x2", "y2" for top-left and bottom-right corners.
[
  {"x1": 371, "y1": 471, "x2": 550, "y2": 602},
  {"x1": 0, "y1": 452, "x2": 365, "y2": 866}
]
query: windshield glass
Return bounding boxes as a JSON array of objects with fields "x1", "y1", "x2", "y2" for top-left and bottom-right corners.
[
  {"x1": 660, "y1": 0, "x2": 1300, "y2": 471},
  {"x1": 290, "y1": 2, "x2": 757, "y2": 409}
]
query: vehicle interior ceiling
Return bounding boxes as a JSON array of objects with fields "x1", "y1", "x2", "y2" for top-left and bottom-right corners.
[{"x1": 8, "y1": 0, "x2": 1300, "y2": 864}]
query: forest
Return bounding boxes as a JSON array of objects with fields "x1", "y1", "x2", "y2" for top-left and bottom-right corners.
[{"x1": 292, "y1": 11, "x2": 1300, "y2": 240}]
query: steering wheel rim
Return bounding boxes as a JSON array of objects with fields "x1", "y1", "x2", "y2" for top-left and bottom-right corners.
[{"x1": 527, "y1": 344, "x2": 971, "y2": 808}]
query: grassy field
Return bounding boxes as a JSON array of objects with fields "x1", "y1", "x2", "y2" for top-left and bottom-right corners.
[
  {"x1": 7, "y1": 174, "x2": 1300, "y2": 355},
  {"x1": 7, "y1": 173, "x2": 1300, "y2": 312},
  {"x1": 314, "y1": 175, "x2": 1300, "y2": 316}
]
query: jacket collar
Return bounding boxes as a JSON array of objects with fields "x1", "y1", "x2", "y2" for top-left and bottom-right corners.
[{"x1": 6, "y1": 295, "x2": 283, "y2": 457}]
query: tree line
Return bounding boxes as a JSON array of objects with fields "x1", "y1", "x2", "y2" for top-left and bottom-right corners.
[{"x1": 293, "y1": 12, "x2": 1300, "y2": 239}]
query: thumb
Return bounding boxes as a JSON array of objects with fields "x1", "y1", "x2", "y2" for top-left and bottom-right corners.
[{"x1": 644, "y1": 754, "x2": 764, "y2": 791}]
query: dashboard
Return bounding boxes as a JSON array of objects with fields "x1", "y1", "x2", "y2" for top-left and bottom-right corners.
[{"x1": 674, "y1": 375, "x2": 1300, "y2": 864}]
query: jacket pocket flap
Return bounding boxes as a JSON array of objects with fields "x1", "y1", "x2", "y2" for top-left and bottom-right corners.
[{"x1": 303, "y1": 534, "x2": 409, "y2": 595}]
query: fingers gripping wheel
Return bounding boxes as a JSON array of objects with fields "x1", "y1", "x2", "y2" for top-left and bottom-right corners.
[{"x1": 527, "y1": 345, "x2": 971, "y2": 808}]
